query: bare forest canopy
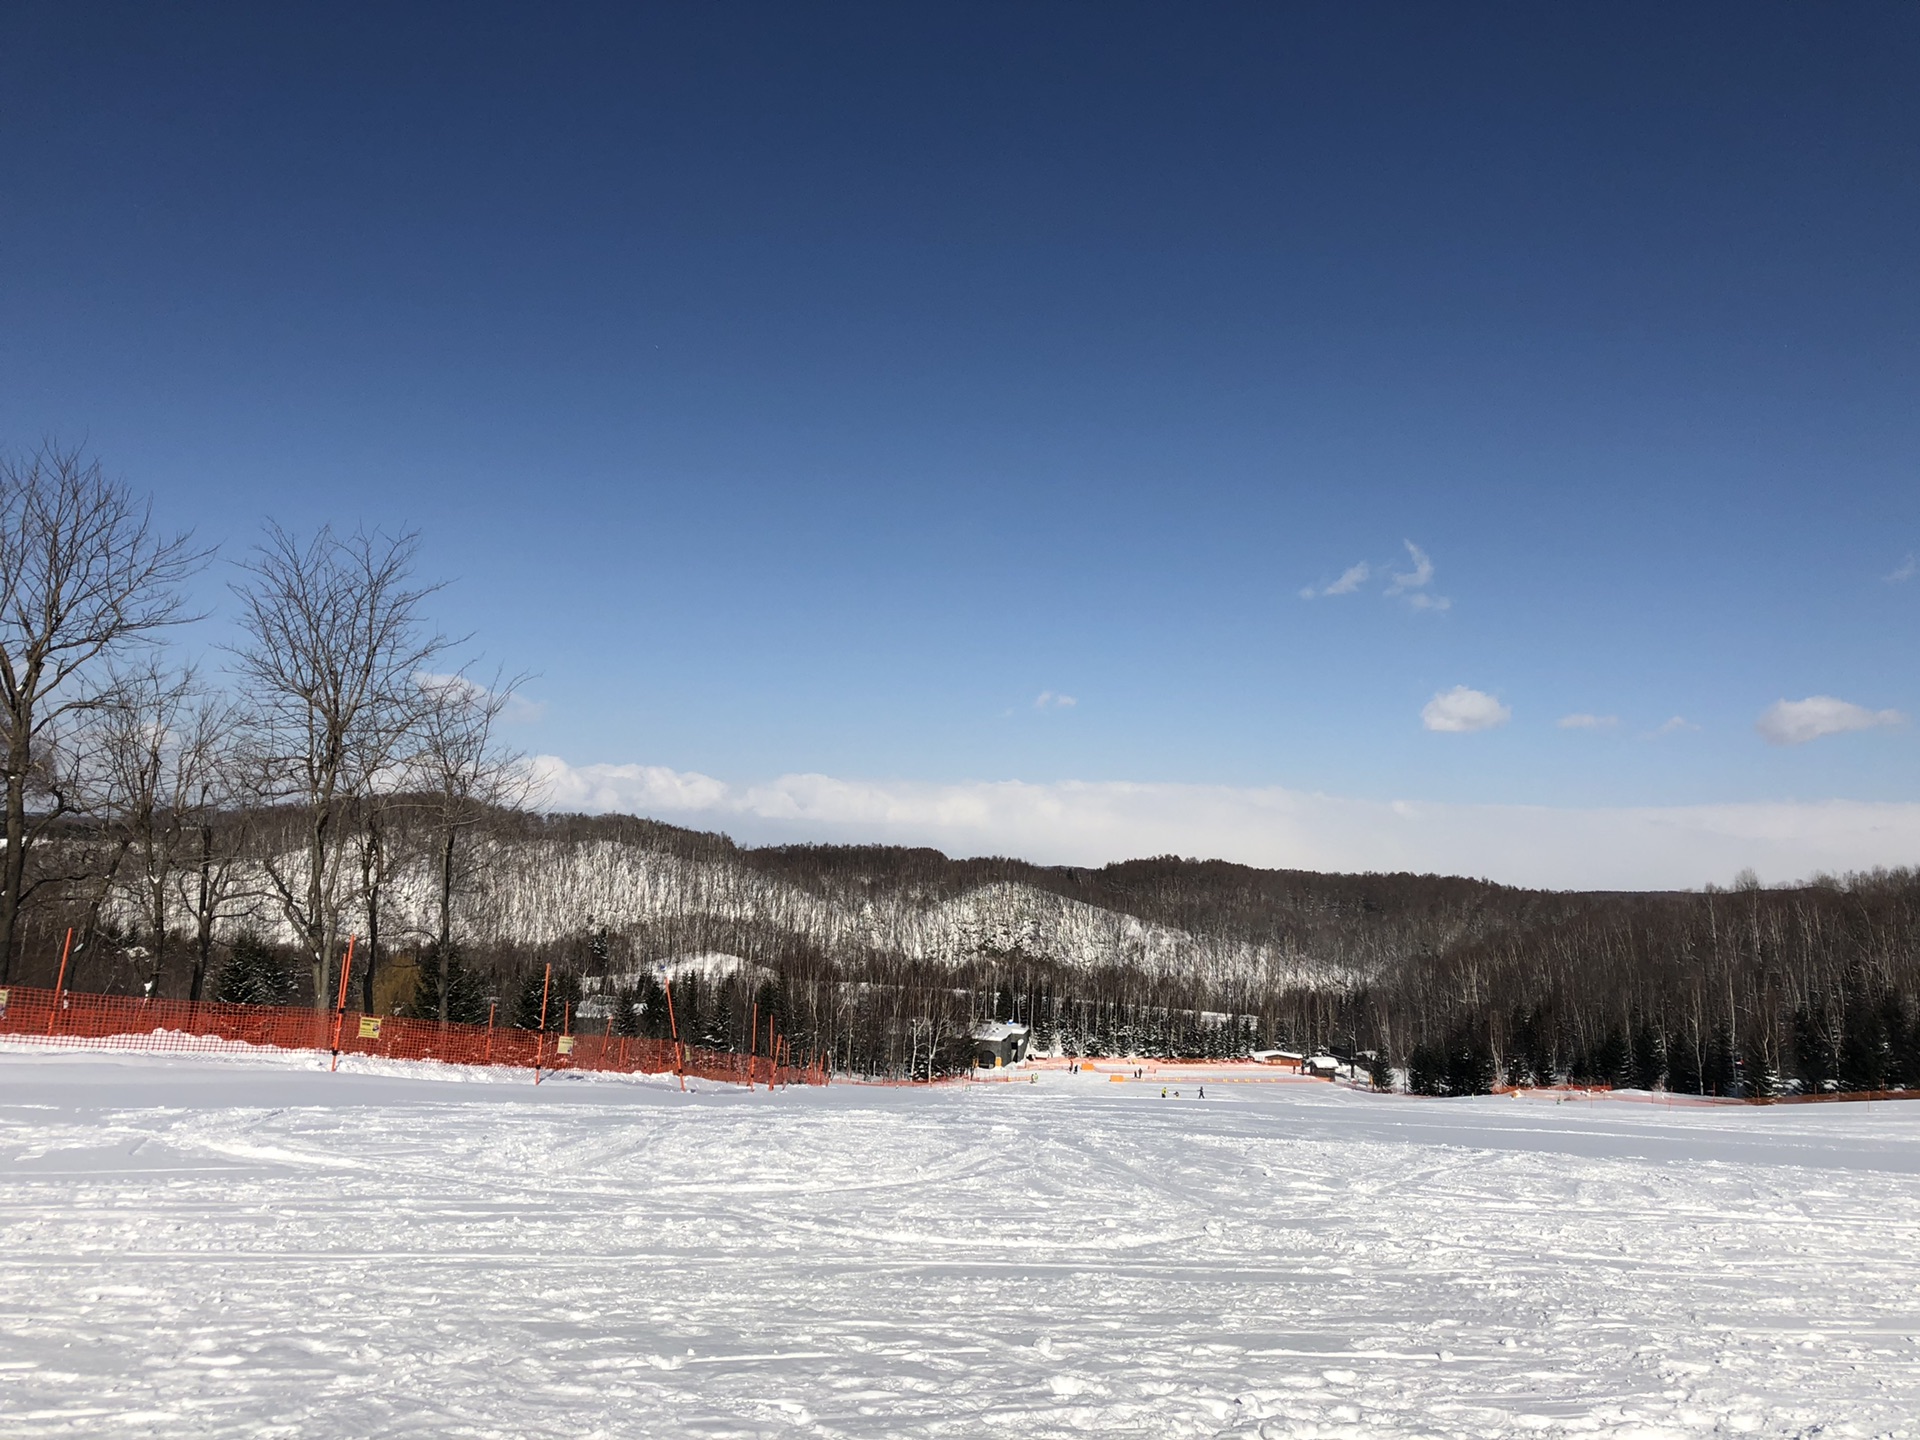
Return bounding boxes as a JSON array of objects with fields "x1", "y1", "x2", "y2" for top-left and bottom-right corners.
[
  {"x1": 5, "y1": 444, "x2": 1918, "y2": 1088},
  {"x1": 17, "y1": 799, "x2": 1920, "y2": 1093}
]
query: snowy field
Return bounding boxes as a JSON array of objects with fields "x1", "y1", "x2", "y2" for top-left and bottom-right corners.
[{"x1": 2, "y1": 1051, "x2": 1918, "y2": 1438}]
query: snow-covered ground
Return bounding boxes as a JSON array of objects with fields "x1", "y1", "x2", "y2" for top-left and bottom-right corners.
[{"x1": 2, "y1": 1051, "x2": 1917, "y2": 1438}]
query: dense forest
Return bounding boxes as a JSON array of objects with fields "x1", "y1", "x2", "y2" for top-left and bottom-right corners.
[{"x1": 6, "y1": 444, "x2": 1918, "y2": 1091}]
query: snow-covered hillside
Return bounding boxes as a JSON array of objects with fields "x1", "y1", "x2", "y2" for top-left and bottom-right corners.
[
  {"x1": 3, "y1": 1049, "x2": 1916, "y2": 1437},
  {"x1": 148, "y1": 836, "x2": 1351, "y2": 988}
]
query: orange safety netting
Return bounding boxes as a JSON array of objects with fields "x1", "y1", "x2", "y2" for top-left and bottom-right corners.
[{"x1": 0, "y1": 982, "x2": 825, "y2": 1088}]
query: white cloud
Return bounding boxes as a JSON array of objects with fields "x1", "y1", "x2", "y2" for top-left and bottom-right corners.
[
  {"x1": 414, "y1": 670, "x2": 546, "y2": 723},
  {"x1": 1652, "y1": 715, "x2": 1698, "y2": 736},
  {"x1": 1421, "y1": 686, "x2": 1511, "y2": 734},
  {"x1": 1300, "y1": 543, "x2": 1449, "y2": 608},
  {"x1": 1756, "y1": 696, "x2": 1905, "y2": 746},
  {"x1": 1385, "y1": 541, "x2": 1433, "y2": 594},
  {"x1": 1385, "y1": 540, "x2": 1449, "y2": 611},
  {"x1": 1300, "y1": 561, "x2": 1371, "y2": 599},
  {"x1": 1558, "y1": 713, "x2": 1619, "y2": 730},
  {"x1": 1888, "y1": 554, "x2": 1917, "y2": 583},
  {"x1": 1034, "y1": 691, "x2": 1078, "y2": 710},
  {"x1": 524, "y1": 755, "x2": 1920, "y2": 891}
]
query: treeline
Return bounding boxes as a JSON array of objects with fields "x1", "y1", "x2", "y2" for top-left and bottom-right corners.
[
  {"x1": 0, "y1": 445, "x2": 524, "y2": 1025},
  {"x1": 8, "y1": 443, "x2": 1918, "y2": 1089}
]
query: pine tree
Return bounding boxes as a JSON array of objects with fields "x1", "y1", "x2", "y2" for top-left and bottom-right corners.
[
  {"x1": 1886, "y1": 999, "x2": 1920, "y2": 1090},
  {"x1": 1704, "y1": 1021, "x2": 1740, "y2": 1096},
  {"x1": 406, "y1": 941, "x2": 490, "y2": 1024},
  {"x1": 1590, "y1": 1025, "x2": 1629, "y2": 1087},
  {"x1": 215, "y1": 933, "x2": 294, "y2": 1006},
  {"x1": 1446, "y1": 1030, "x2": 1496, "y2": 1095},
  {"x1": 1030, "y1": 994, "x2": 1056, "y2": 1056},
  {"x1": 1666, "y1": 1025, "x2": 1704, "y2": 1094},
  {"x1": 1741, "y1": 1037, "x2": 1780, "y2": 1098},
  {"x1": 610, "y1": 986, "x2": 641, "y2": 1038},
  {"x1": 1407, "y1": 1039, "x2": 1449, "y2": 1096},
  {"x1": 633, "y1": 973, "x2": 669, "y2": 1039},
  {"x1": 1837, "y1": 988, "x2": 1888, "y2": 1092},
  {"x1": 512, "y1": 967, "x2": 581, "y2": 1032},
  {"x1": 1629, "y1": 1020, "x2": 1666, "y2": 1091},
  {"x1": 1792, "y1": 1004, "x2": 1838, "y2": 1092}
]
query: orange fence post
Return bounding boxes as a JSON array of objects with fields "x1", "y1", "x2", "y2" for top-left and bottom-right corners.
[
  {"x1": 664, "y1": 978, "x2": 686, "y2": 1091},
  {"x1": 533, "y1": 963, "x2": 552, "y2": 1084},
  {"x1": 485, "y1": 1000, "x2": 497, "y2": 1064},
  {"x1": 44, "y1": 927, "x2": 74, "y2": 1037},
  {"x1": 747, "y1": 1001, "x2": 757, "y2": 1092},
  {"x1": 329, "y1": 936, "x2": 357, "y2": 1072}
]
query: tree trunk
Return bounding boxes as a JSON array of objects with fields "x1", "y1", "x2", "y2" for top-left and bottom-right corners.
[
  {"x1": 0, "y1": 750, "x2": 28, "y2": 984},
  {"x1": 308, "y1": 804, "x2": 330, "y2": 1012},
  {"x1": 437, "y1": 824, "x2": 456, "y2": 1022},
  {"x1": 189, "y1": 823, "x2": 214, "y2": 1003},
  {"x1": 361, "y1": 820, "x2": 381, "y2": 1015}
]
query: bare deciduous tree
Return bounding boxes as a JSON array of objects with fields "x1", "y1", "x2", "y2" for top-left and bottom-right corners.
[
  {"x1": 413, "y1": 667, "x2": 531, "y2": 1020},
  {"x1": 0, "y1": 446, "x2": 204, "y2": 981},
  {"x1": 169, "y1": 694, "x2": 262, "y2": 1001},
  {"x1": 229, "y1": 525, "x2": 447, "y2": 1011},
  {"x1": 93, "y1": 661, "x2": 199, "y2": 989}
]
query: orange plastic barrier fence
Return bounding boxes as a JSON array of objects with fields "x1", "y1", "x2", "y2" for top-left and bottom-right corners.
[{"x1": 0, "y1": 983, "x2": 824, "y2": 1088}]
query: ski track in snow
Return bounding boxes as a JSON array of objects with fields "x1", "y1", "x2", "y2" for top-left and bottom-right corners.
[{"x1": 1, "y1": 1053, "x2": 1917, "y2": 1438}]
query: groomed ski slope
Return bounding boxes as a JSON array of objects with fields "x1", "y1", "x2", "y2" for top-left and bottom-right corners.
[{"x1": 1, "y1": 1051, "x2": 1917, "y2": 1438}]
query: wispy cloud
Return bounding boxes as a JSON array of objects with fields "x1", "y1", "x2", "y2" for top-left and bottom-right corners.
[
  {"x1": 527, "y1": 756, "x2": 1920, "y2": 891},
  {"x1": 414, "y1": 670, "x2": 546, "y2": 723},
  {"x1": 1558, "y1": 713, "x2": 1619, "y2": 730},
  {"x1": 1421, "y1": 685, "x2": 1511, "y2": 734},
  {"x1": 1888, "y1": 553, "x2": 1917, "y2": 583},
  {"x1": 1298, "y1": 561, "x2": 1371, "y2": 600},
  {"x1": 1386, "y1": 541, "x2": 1449, "y2": 611},
  {"x1": 1034, "y1": 691, "x2": 1078, "y2": 710},
  {"x1": 1300, "y1": 541, "x2": 1450, "y2": 609},
  {"x1": 1652, "y1": 715, "x2": 1698, "y2": 736},
  {"x1": 1756, "y1": 696, "x2": 1904, "y2": 746}
]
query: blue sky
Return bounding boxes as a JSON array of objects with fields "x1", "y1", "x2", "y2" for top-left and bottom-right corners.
[{"x1": 3, "y1": 3, "x2": 1917, "y2": 884}]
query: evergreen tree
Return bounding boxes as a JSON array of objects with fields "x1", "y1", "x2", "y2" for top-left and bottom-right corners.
[
  {"x1": 1704, "y1": 1021, "x2": 1740, "y2": 1096},
  {"x1": 1030, "y1": 994, "x2": 1056, "y2": 1055},
  {"x1": 1837, "y1": 985, "x2": 1888, "y2": 1092},
  {"x1": 406, "y1": 941, "x2": 490, "y2": 1025},
  {"x1": 1508, "y1": 1006, "x2": 1551, "y2": 1086},
  {"x1": 1445, "y1": 1030, "x2": 1496, "y2": 1095},
  {"x1": 1792, "y1": 1004, "x2": 1838, "y2": 1092},
  {"x1": 610, "y1": 985, "x2": 641, "y2": 1038},
  {"x1": 703, "y1": 974, "x2": 743, "y2": 1050},
  {"x1": 1741, "y1": 1037, "x2": 1780, "y2": 1098},
  {"x1": 632, "y1": 973, "x2": 669, "y2": 1039},
  {"x1": 1628, "y1": 1020, "x2": 1666, "y2": 1091},
  {"x1": 1887, "y1": 1000, "x2": 1920, "y2": 1089},
  {"x1": 512, "y1": 967, "x2": 581, "y2": 1032},
  {"x1": 1366, "y1": 1051, "x2": 1396, "y2": 1092},
  {"x1": 215, "y1": 932, "x2": 294, "y2": 1006},
  {"x1": 1666, "y1": 1025, "x2": 1704, "y2": 1094},
  {"x1": 1590, "y1": 1025, "x2": 1629, "y2": 1087},
  {"x1": 1407, "y1": 1039, "x2": 1449, "y2": 1096}
]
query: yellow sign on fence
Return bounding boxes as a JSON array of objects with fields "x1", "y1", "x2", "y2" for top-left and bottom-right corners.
[
  {"x1": 358, "y1": 1016, "x2": 382, "y2": 1040},
  {"x1": 556, "y1": 1036, "x2": 574, "y2": 1055}
]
